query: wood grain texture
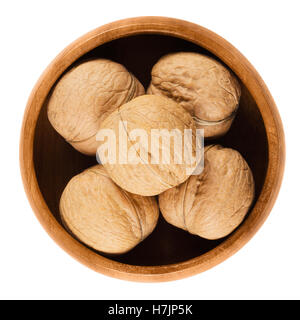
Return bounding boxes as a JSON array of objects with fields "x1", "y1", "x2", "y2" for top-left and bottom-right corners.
[{"x1": 20, "y1": 16, "x2": 285, "y2": 282}]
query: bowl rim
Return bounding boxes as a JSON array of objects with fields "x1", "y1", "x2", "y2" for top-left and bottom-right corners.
[{"x1": 19, "y1": 16, "x2": 285, "y2": 282}]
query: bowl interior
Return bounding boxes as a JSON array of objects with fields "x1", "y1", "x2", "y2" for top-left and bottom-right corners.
[{"x1": 33, "y1": 34, "x2": 268, "y2": 266}]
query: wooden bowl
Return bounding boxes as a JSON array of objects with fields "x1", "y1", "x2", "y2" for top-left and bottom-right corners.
[{"x1": 20, "y1": 17, "x2": 285, "y2": 282}]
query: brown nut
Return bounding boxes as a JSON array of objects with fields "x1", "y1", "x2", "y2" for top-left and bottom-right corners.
[
  {"x1": 60, "y1": 165, "x2": 159, "y2": 254},
  {"x1": 159, "y1": 145, "x2": 255, "y2": 240},
  {"x1": 48, "y1": 59, "x2": 144, "y2": 155},
  {"x1": 98, "y1": 95, "x2": 202, "y2": 196},
  {"x1": 147, "y1": 52, "x2": 241, "y2": 138}
]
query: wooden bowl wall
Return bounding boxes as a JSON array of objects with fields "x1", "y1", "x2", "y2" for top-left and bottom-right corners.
[{"x1": 20, "y1": 17, "x2": 285, "y2": 282}]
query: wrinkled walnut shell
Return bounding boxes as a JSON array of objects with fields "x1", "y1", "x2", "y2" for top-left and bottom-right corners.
[
  {"x1": 98, "y1": 95, "x2": 202, "y2": 196},
  {"x1": 147, "y1": 52, "x2": 241, "y2": 138},
  {"x1": 60, "y1": 165, "x2": 159, "y2": 254},
  {"x1": 48, "y1": 59, "x2": 144, "y2": 155},
  {"x1": 159, "y1": 145, "x2": 255, "y2": 240}
]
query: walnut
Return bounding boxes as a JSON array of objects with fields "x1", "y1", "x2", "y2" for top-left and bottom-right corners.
[
  {"x1": 60, "y1": 165, "x2": 159, "y2": 254},
  {"x1": 98, "y1": 95, "x2": 202, "y2": 196},
  {"x1": 48, "y1": 59, "x2": 144, "y2": 155},
  {"x1": 147, "y1": 52, "x2": 241, "y2": 138},
  {"x1": 159, "y1": 145, "x2": 254, "y2": 239}
]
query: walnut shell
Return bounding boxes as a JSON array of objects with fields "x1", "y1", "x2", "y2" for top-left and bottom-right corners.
[
  {"x1": 48, "y1": 59, "x2": 144, "y2": 155},
  {"x1": 159, "y1": 145, "x2": 255, "y2": 239},
  {"x1": 147, "y1": 52, "x2": 241, "y2": 138},
  {"x1": 60, "y1": 165, "x2": 159, "y2": 254},
  {"x1": 98, "y1": 95, "x2": 202, "y2": 196}
]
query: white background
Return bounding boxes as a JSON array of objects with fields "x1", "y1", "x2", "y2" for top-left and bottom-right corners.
[{"x1": 0, "y1": 0, "x2": 298, "y2": 300}]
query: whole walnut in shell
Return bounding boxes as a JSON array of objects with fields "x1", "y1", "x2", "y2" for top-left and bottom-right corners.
[
  {"x1": 98, "y1": 95, "x2": 202, "y2": 196},
  {"x1": 60, "y1": 165, "x2": 159, "y2": 254},
  {"x1": 48, "y1": 59, "x2": 144, "y2": 155},
  {"x1": 147, "y1": 52, "x2": 241, "y2": 138},
  {"x1": 159, "y1": 145, "x2": 254, "y2": 240}
]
